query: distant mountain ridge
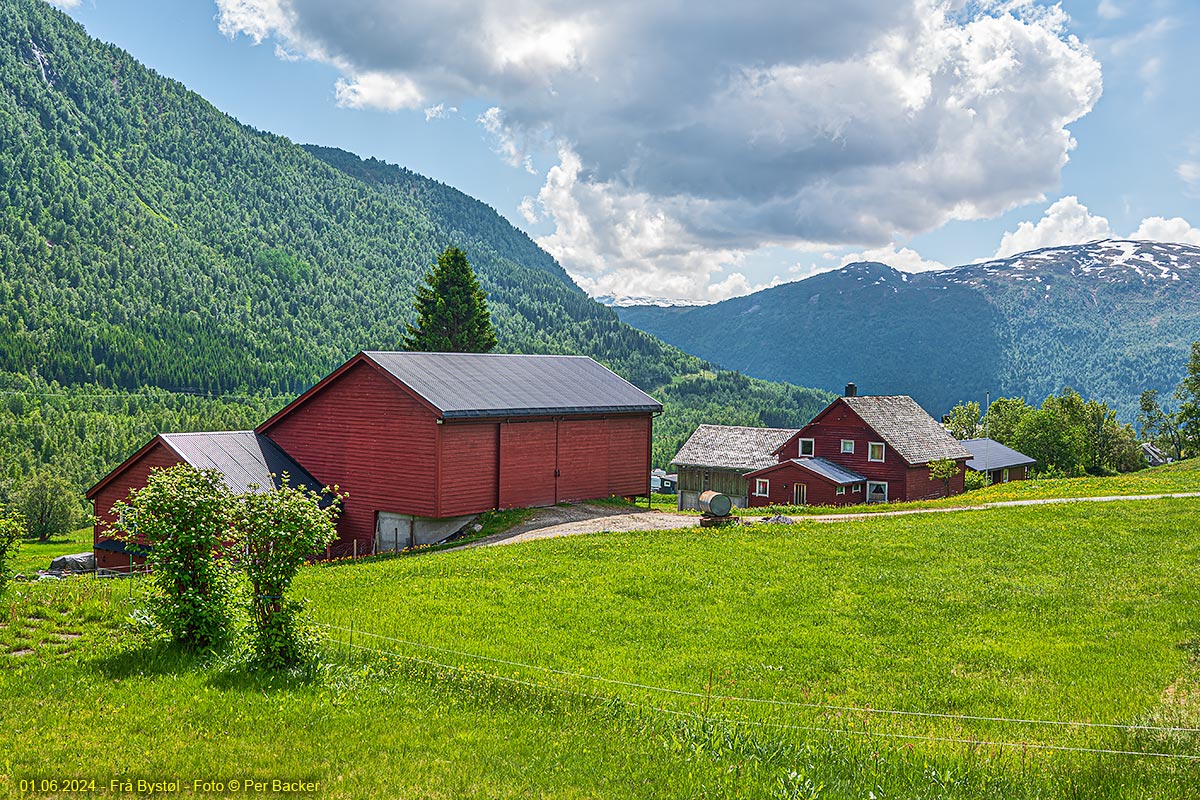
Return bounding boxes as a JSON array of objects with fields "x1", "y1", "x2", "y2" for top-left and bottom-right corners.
[{"x1": 617, "y1": 239, "x2": 1200, "y2": 420}]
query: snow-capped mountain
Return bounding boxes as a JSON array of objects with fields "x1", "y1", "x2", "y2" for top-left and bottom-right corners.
[{"x1": 616, "y1": 240, "x2": 1200, "y2": 420}]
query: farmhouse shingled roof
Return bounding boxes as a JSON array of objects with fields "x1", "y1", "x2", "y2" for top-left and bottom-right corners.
[
  {"x1": 961, "y1": 438, "x2": 1036, "y2": 471},
  {"x1": 159, "y1": 431, "x2": 321, "y2": 494},
  {"x1": 671, "y1": 424, "x2": 800, "y2": 471},
  {"x1": 363, "y1": 351, "x2": 662, "y2": 418},
  {"x1": 840, "y1": 395, "x2": 972, "y2": 464}
]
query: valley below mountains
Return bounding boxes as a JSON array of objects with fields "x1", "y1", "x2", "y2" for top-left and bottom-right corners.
[{"x1": 618, "y1": 239, "x2": 1200, "y2": 421}]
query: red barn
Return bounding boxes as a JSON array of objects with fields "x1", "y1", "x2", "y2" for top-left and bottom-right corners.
[
  {"x1": 88, "y1": 352, "x2": 660, "y2": 562},
  {"x1": 255, "y1": 351, "x2": 661, "y2": 553},
  {"x1": 86, "y1": 431, "x2": 319, "y2": 572}
]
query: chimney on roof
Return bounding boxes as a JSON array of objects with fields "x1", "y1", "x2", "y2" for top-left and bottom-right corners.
[{"x1": 844, "y1": 382, "x2": 857, "y2": 397}]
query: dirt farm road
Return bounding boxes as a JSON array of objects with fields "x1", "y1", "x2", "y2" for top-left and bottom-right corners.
[{"x1": 468, "y1": 492, "x2": 1200, "y2": 549}]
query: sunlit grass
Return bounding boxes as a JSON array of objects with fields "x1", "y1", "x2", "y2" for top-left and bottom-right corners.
[{"x1": 4, "y1": 481, "x2": 1200, "y2": 796}]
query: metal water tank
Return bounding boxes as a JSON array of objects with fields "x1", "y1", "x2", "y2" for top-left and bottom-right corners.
[{"x1": 698, "y1": 490, "x2": 732, "y2": 517}]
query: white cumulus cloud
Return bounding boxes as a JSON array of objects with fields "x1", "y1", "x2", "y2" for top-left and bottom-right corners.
[
  {"x1": 1130, "y1": 216, "x2": 1200, "y2": 246},
  {"x1": 994, "y1": 196, "x2": 1114, "y2": 257},
  {"x1": 840, "y1": 246, "x2": 947, "y2": 273},
  {"x1": 215, "y1": 0, "x2": 1102, "y2": 299}
]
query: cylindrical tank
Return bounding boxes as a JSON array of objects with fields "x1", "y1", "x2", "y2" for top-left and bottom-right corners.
[{"x1": 698, "y1": 490, "x2": 732, "y2": 517}]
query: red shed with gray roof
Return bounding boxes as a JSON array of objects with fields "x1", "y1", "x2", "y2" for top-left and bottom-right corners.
[{"x1": 87, "y1": 431, "x2": 319, "y2": 571}]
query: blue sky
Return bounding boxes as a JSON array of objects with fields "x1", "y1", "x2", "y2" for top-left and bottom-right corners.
[{"x1": 53, "y1": 0, "x2": 1200, "y2": 301}]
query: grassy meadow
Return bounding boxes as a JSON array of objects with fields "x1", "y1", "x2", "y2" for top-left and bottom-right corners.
[{"x1": 3, "y1": 466, "x2": 1200, "y2": 797}]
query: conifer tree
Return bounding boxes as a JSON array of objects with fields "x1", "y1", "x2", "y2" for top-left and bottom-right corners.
[{"x1": 402, "y1": 247, "x2": 497, "y2": 353}]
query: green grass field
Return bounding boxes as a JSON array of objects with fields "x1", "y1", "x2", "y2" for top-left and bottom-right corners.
[
  {"x1": 3, "y1": 468, "x2": 1200, "y2": 797},
  {"x1": 8, "y1": 527, "x2": 94, "y2": 575}
]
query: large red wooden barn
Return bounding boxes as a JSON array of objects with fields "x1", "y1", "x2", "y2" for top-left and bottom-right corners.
[
  {"x1": 672, "y1": 385, "x2": 971, "y2": 509},
  {"x1": 88, "y1": 352, "x2": 661, "y2": 563}
]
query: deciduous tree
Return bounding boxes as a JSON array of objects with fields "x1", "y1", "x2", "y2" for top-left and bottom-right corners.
[
  {"x1": 0, "y1": 510, "x2": 22, "y2": 595},
  {"x1": 928, "y1": 458, "x2": 960, "y2": 496},
  {"x1": 17, "y1": 470, "x2": 79, "y2": 541},
  {"x1": 944, "y1": 401, "x2": 981, "y2": 440}
]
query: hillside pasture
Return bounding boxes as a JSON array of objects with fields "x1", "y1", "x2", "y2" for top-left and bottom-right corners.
[{"x1": 2, "y1": 497, "x2": 1200, "y2": 797}]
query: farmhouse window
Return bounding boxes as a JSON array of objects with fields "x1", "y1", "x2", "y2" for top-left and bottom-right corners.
[
  {"x1": 852, "y1": 483, "x2": 862, "y2": 492},
  {"x1": 754, "y1": 478, "x2": 769, "y2": 496},
  {"x1": 836, "y1": 486, "x2": 846, "y2": 495},
  {"x1": 1002, "y1": 468, "x2": 1010, "y2": 483},
  {"x1": 868, "y1": 442, "x2": 885, "y2": 462},
  {"x1": 840, "y1": 439, "x2": 854, "y2": 454},
  {"x1": 799, "y1": 438, "x2": 815, "y2": 457}
]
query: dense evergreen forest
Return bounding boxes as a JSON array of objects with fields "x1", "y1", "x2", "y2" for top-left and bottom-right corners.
[{"x1": 0, "y1": 0, "x2": 831, "y2": 504}]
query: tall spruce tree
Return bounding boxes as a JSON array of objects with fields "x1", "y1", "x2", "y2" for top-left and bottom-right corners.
[{"x1": 402, "y1": 247, "x2": 498, "y2": 353}]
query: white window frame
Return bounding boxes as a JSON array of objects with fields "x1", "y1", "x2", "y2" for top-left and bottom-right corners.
[
  {"x1": 852, "y1": 483, "x2": 862, "y2": 493},
  {"x1": 799, "y1": 438, "x2": 815, "y2": 457},
  {"x1": 868, "y1": 442, "x2": 886, "y2": 462},
  {"x1": 840, "y1": 439, "x2": 855, "y2": 454},
  {"x1": 866, "y1": 481, "x2": 888, "y2": 503},
  {"x1": 754, "y1": 478, "x2": 770, "y2": 496},
  {"x1": 836, "y1": 486, "x2": 846, "y2": 496},
  {"x1": 1002, "y1": 468, "x2": 1010, "y2": 483}
]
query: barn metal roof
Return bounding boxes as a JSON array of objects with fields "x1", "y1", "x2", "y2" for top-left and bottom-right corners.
[
  {"x1": 838, "y1": 395, "x2": 972, "y2": 465},
  {"x1": 671, "y1": 424, "x2": 801, "y2": 471},
  {"x1": 159, "y1": 431, "x2": 321, "y2": 494},
  {"x1": 363, "y1": 351, "x2": 662, "y2": 418},
  {"x1": 961, "y1": 438, "x2": 1036, "y2": 471}
]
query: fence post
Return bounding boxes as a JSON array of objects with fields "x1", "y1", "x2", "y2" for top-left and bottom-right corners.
[{"x1": 353, "y1": 539, "x2": 357, "y2": 560}]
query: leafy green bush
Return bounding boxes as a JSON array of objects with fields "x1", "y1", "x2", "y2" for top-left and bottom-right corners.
[
  {"x1": 235, "y1": 477, "x2": 342, "y2": 668},
  {"x1": 963, "y1": 470, "x2": 988, "y2": 492},
  {"x1": 0, "y1": 510, "x2": 23, "y2": 595},
  {"x1": 111, "y1": 465, "x2": 236, "y2": 650}
]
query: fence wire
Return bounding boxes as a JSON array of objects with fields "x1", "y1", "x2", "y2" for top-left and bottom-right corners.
[{"x1": 317, "y1": 623, "x2": 1200, "y2": 753}]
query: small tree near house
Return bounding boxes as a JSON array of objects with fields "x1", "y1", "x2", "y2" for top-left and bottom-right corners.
[
  {"x1": 928, "y1": 458, "x2": 960, "y2": 496},
  {"x1": 402, "y1": 246, "x2": 498, "y2": 353},
  {"x1": 18, "y1": 470, "x2": 80, "y2": 541},
  {"x1": 235, "y1": 476, "x2": 343, "y2": 669}
]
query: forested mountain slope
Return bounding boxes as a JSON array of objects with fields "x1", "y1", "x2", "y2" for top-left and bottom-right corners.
[
  {"x1": 619, "y1": 240, "x2": 1200, "y2": 420},
  {"x1": 0, "y1": 0, "x2": 831, "y2": 494}
]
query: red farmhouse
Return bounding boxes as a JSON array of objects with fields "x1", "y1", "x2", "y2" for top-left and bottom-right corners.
[
  {"x1": 673, "y1": 385, "x2": 971, "y2": 509},
  {"x1": 88, "y1": 352, "x2": 661, "y2": 562}
]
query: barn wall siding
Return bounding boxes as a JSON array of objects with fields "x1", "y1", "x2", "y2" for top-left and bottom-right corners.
[
  {"x1": 557, "y1": 419, "x2": 611, "y2": 502},
  {"x1": 606, "y1": 416, "x2": 652, "y2": 497},
  {"x1": 905, "y1": 463, "x2": 967, "y2": 501},
  {"x1": 498, "y1": 419, "x2": 559, "y2": 508},
  {"x1": 263, "y1": 360, "x2": 441, "y2": 550},
  {"x1": 439, "y1": 422, "x2": 500, "y2": 517}
]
